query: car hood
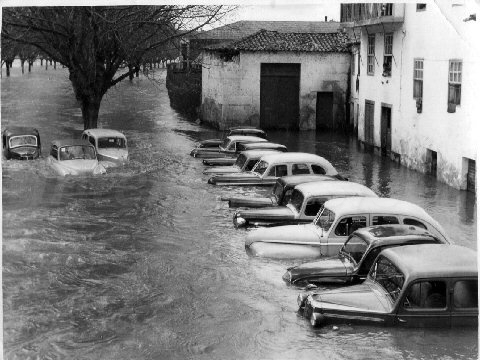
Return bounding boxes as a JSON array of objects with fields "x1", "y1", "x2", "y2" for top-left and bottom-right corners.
[
  {"x1": 208, "y1": 172, "x2": 262, "y2": 184},
  {"x1": 228, "y1": 196, "x2": 275, "y2": 208},
  {"x1": 203, "y1": 165, "x2": 241, "y2": 175},
  {"x1": 199, "y1": 139, "x2": 221, "y2": 146},
  {"x1": 310, "y1": 282, "x2": 392, "y2": 313},
  {"x1": 97, "y1": 148, "x2": 128, "y2": 161},
  {"x1": 245, "y1": 223, "x2": 320, "y2": 246},
  {"x1": 58, "y1": 159, "x2": 100, "y2": 173},
  {"x1": 10, "y1": 146, "x2": 38, "y2": 155},
  {"x1": 286, "y1": 256, "x2": 352, "y2": 283},
  {"x1": 236, "y1": 206, "x2": 295, "y2": 221}
]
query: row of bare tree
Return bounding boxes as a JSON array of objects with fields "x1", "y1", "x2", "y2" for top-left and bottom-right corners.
[{"x1": 2, "y1": 6, "x2": 232, "y2": 129}]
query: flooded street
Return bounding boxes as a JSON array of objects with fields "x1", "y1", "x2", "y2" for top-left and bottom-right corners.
[{"x1": 2, "y1": 65, "x2": 477, "y2": 359}]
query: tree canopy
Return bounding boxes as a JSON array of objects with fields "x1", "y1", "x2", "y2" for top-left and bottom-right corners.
[{"x1": 2, "y1": 6, "x2": 231, "y2": 129}]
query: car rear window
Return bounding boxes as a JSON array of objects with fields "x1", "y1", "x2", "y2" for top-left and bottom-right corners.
[
  {"x1": 289, "y1": 189, "x2": 304, "y2": 213},
  {"x1": 453, "y1": 280, "x2": 478, "y2": 308},
  {"x1": 235, "y1": 154, "x2": 247, "y2": 168}
]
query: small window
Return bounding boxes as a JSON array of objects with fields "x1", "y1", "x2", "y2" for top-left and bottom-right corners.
[
  {"x1": 404, "y1": 281, "x2": 447, "y2": 309},
  {"x1": 334, "y1": 216, "x2": 367, "y2": 236},
  {"x1": 453, "y1": 280, "x2": 478, "y2": 308},
  {"x1": 88, "y1": 136, "x2": 95, "y2": 146},
  {"x1": 383, "y1": 33, "x2": 393, "y2": 77},
  {"x1": 292, "y1": 163, "x2": 310, "y2": 175},
  {"x1": 341, "y1": 235, "x2": 369, "y2": 263},
  {"x1": 367, "y1": 35, "x2": 375, "y2": 75},
  {"x1": 311, "y1": 164, "x2": 326, "y2": 175},
  {"x1": 448, "y1": 60, "x2": 462, "y2": 112},
  {"x1": 416, "y1": 3, "x2": 426, "y2": 11},
  {"x1": 403, "y1": 218, "x2": 427, "y2": 229},
  {"x1": 304, "y1": 198, "x2": 327, "y2": 217},
  {"x1": 50, "y1": 145, "x2": 58, "y2": 159},
  {"x1": 245, "y1": 160, "x2": 258, "y2": 171},
  {"x1": 372, "y1": 215, "x2": 399, "y2": 225},
  {"x1": 267, "y1": 165, "x2": 287, "y2": 177},
  {"x1": 413, "y1": 59, "x2": 424, "y2": 105}
]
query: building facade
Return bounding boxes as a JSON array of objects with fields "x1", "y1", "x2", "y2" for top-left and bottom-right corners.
[
  {"x1": 341, "y1": 2, "x2": 479, "y2": 191},
  {"x1": 200, "y1": 30, "x2": 350, "y2": 131}
]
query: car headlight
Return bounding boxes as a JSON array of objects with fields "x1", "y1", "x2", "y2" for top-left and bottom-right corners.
[{"x1": 233, "y1": 214, "x2": 246, "y2": 228}]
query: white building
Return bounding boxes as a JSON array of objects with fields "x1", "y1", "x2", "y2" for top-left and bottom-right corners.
[{"x1": 341, "y1": 2, "x2": 479, "y2": 192}]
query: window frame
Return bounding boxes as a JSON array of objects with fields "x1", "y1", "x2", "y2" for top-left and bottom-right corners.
[
  {"x1": 367, "y1": 35, "x2": 375, "y2": 75},
  {"x1": 413, "y1": 58, "x2": 424, "y2": 100},
  {"x1": 448, "y1": 59, "x2": 462, "y2": 111},
  {"x1": 416, "y1": 4, "x2": 427, "y2": 11},
  {"x1": 383, "y1": 33, "x2": 393, "y2": 77}
]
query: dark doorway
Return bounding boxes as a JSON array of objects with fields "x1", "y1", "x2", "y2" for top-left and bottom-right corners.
[
  {"x1": 467, "y1": 159, "x2": 475, "y2": 193},
  {"x1": 364, "y1": 100, "x2": 375, "y2": 146},
  {"x1": 380, "y1": 105, "x2": 392, "y2": 155},
  {"x1": 316, "y1": 92, "x2": 334, "y2": 130},
  {"x1": 260, "y1": 63, "x2": 300, "y2": 130},
  {"x1": 426, "y1": 149, "x2": 437, "y2": 177}
]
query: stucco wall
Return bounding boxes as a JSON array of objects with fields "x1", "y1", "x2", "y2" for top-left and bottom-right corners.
[
  {"x1": 201, "y1": 50, "x2": 350, "y2": 130},
  {"x1": 355, "y1": 1, "x2": 479, "y2": 189}
]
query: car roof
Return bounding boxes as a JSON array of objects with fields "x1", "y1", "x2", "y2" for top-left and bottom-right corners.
[
  {"x1": 239, "y1": 142, "x2": 287, "y2": 150},
  {"x1": 353, "y1": 225, "x2": 445, "y2": 246},
  {"x1": 229, "y1": 127, "x2": 265, "y2": 134},
  {"x1": 82, "y1": 128, "x2": 126, "y2": 138},
  {"x1": 3, "y1": 127, "x2": 39, "y2": 136},
  {"x1": 226, "y1": 135, "x2": 268, "y2": 142},
  {"x1": 295, "y1": 181, "x2": 377, "y2": 198},
  {"x1": 51, "y1": 139, "x2": 94, "y2": 147},
  {"x1": 381, "y1": 244, "x2": 477, "y2": 279},
  {"x1": 228, "y1": 126, "x2": 261, "y2": 131},
  {"x1": 258, "y1": 152, "x2": 335, "y2": 167},
  {"x1": 278, "y1": 174, "x2": 339, "y2": 186},
  {"x1": 239, "y1": 150, "x2": 281, "y2": 158}
]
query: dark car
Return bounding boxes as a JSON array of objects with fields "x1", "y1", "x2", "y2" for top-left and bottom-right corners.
[
  {"x1": 301, "y1": 244, "x2": 477, "y2": 328},
  {"x1": 2, "y1": 127, "x2": 41, "y2": 160},
  {"x1": 195, "y1": 127, "x2": 267, "y2": 149},
  {"x1": 190, "y1": 135, "x2": 267, "y2": 158},
  {"x1": 233, "y1": 181, "x2": 377, "y2": 228},
  {"x1": 226, "y1": 174, "x2": 340, "y2": 208},
  {"x1": 203, "y1": 150, "x2": 280, "y2": 176},
  {"x1": 289, "y1": 225, "x2": 448, "y2": 288},
  {"x1": 202, "y1": 142, "x2": 287, "y2": 166}
]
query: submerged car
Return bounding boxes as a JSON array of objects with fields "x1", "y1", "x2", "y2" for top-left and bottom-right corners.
[
  {"x1": 195, "y1": 127, "x2": 267, "y2": 149},
  {"x1": 208, "y1": 152, "x2": 344, "y2": 186},
  {"x1": 233, "y1": 181, "x2": 377, "y2": 228},
  {"x1": 203, "y1": 150, "x2": 280, "y2": 175},
  {"x1": 190, "y1": 135, "x2": 267, "y2": 158},
  {"x1": 202, "y1": 142, "x2": 288, "y2": 166},
  {"x1": 2, "y1": 127, "x2": 41, "y2": 160},
  {"x1": 245, "y1": 197, "x2": 450, "y2": 260},
  {"x1": 226, "y1": 174, "x2": 340, "y2": 208},
  {"x1": 81, "y1": 128, "x2": 128, "y2": 165},
  {"x1": 47, "y1": 139, "x2": 106, "y2": 176},
  {"x1": 289, "y1": 225, "x2": 448, "y2": 287},
  {"x1": 301, "y1": 244, "x2": 477, "y2": 328}
]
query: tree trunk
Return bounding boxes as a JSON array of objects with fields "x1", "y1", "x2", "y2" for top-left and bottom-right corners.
[
  {"x1": 45, "y1": 61, "x2": 48, "y2": 70},
  {"x1": 40, "y1": 59, "x2": 43, "y2": 66},
  {"x1": 80, "y1": 97, "x2": 101, "y2": 130},
  {"x1": 28, "y1": 61, "x2": 33, "y2": 72},
  {"x1": 6, "y1": 62, "x2": 11, "y2": 77},
  {"x1": 21, "y1": 60, "x2": 25, "y2": 74},
  {"x1": 128, "y1": 65, "x2": 134, "y2": 80},
  {"x1": 135, "y1": 66, "x2": 140, "y2": 77},
  {"x1": 54, "y1": 61, "x2": 56, "y2": 69},
  {"x1": 150, "y1": 62, "x2": 153, "y2": 70}
]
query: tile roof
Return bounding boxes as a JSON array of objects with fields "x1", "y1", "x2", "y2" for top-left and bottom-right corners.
[
  {"x1": 206, "y1": 30, "x2": 350, "y2": 53},
  {"x1": 189, "y1": 20, "x2": 341, "y2": 41}
]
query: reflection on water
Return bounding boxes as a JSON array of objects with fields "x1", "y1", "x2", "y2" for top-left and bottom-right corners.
[{"x1": 2, "y1": 65, "x2": 477, "y2": 359}]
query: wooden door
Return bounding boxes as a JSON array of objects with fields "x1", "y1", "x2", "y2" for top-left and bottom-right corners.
[
  {"x1": 316, "y1": 92, "x2": 334, "y2": 130},
  {"x1": 364, "y1": 100, "x2": 375, "y2": 146},
  {"x1": 381, "y1": 106, "x2": 392, "y2": 155}
]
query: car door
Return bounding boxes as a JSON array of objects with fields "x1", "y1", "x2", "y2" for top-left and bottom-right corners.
[
  {"x1": 326, "y1": 214, "x2": 369, "y2": 256},
  {"x1": 396, "y1": 279, "x2": 450, "y2": 327}
]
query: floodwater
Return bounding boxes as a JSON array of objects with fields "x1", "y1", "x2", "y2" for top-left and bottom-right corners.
[{"x1": 2, "y1": 63, "x2": 477, "y2": 360}]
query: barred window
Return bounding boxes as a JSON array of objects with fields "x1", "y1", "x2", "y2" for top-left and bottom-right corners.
[
  {"x1": 448, "y1": 60, "x2": 462, "y2": 112},
  {"x1": 367, "y1": 35, "x2": 375, "y2": 75},
  {"x1": 413, "y1": 59, "x2": 423, "y2": 99},
  {"x1": 383, "y1": 33, "x2": 393, "y2": 77}
]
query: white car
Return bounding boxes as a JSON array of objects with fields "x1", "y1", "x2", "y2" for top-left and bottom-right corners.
[
  {"x1": 82, "y1": 128, "x2": 128, "y2": 166},
  {"x1": 47, "y1": 139, "x2": 106, "y2": 176}
]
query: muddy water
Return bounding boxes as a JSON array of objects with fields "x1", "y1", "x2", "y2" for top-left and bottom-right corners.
[{"x1": 2, "y1": 64, "x2": 477, "y2": 359}]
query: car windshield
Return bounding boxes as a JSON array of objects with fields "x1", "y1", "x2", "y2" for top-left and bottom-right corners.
[
  {"x1": 252, "y1": 160, "x2": 268, "y2": 175},
  {"x1": 339, "y1": 235, "x2": 369, "y2": 265},
  {"x1": 97, "y1": 137, "x2": 126, "y2": 149},
  {"x1": 221, "y1": 138, "x2": 230, "y2": 149},
  {"x1": 235, "y1": 154, "x2": 247, "y2": 168},
  {"x1": 369, "y1": 255, "x2": 405, "y2": 303},
  {"x1": 9, "y1": 135, "x2": 37, "y2": 148},
  {"x1": 288, "y1": 189, "x2": 304, "y2": 213},
  {"x1": 59, "y1": 145, "x2": 96, "y2": 160},
  {"x1": 314, "y1": 206, "x2": 335, "y2": 232}
]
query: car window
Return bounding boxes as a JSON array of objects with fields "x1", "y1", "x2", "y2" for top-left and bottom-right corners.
[
  {"x1": 403, "y1": 281, "x2": 447, "y2": 309},
  {"x1": 372, "y1": 215, "x2": 399, "y2": 226},
  {"x1": 292, "y1": 163, "x2": 310, "y2": 175},
  {"x1": 370, "y1": 255, "x2": 405, "y2": 302},
  {"x1": 334, "y1": 216, "x2": 367, "y2": 236},
  {"x1": 340, "y1": 235, "x2": 369, "y2": 264},
  {"x1": 245, "y1": 159, "x2": 258, "y2": 171},
  {"x1": 357, "y1": 246, "x2": 382, "y2": 275},
  {"x1": 252, "y1": 160, "x2": 268, "y2": 175},
  {"x1": 453, "y1": 280, "x2": 478, "y2": 309},
  {"x1": 267, "y1": 165, "x2": 287, "y2": 177},
  {"x1": 289, "y1": 189, "x2": 304, "y2": 213},
  {"x1": 281, "y1": 189, "x2": 294, "y2": 206},
  {"x1": 403, "y1": 218, "x2": 427, "y2": 229},
  {"x1": 304, "y1": 197, "x2": 327, "y2": 217},
  {"x1": 50, "y1": 145, "x2": 58, "y2": 159},
  {"x1": 311, "y1": 164, "x2": 326, "y2": 175}
]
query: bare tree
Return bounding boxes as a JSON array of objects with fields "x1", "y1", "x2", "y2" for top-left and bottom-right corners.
[{"x1": 2, "y1": 6, "x2": 232, "y2": 129}]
